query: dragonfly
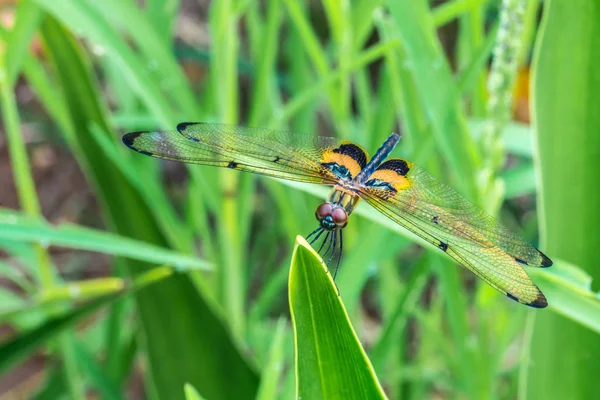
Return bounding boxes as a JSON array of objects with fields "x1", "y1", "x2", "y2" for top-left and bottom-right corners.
[{"x1": 122, "y1": 123, "x2": 552, "y2": 308}]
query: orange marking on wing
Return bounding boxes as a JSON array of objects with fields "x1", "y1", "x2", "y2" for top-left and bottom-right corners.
[
  {"x1": 369, "y1": 169, "x2": 412, "y2": 191},
  {"x1": 321, "y1": 151, "x2": 363, "y2": 178}
]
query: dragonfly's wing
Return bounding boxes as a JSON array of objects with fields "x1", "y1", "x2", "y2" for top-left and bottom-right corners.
[
  {"x1": 123, "y1": 123, "x2": 370, "y2": 185},
  {"x1": 359, "y1": 161, "x2": 550, "y2": 308}
]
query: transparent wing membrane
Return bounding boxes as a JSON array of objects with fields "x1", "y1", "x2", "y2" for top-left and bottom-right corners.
[
  {"x1": 360, "y1": 165, "x2": 550, "y2": 307},
  {"x1": 122, "y1": 123, "x2": 348, "y2": 185}
]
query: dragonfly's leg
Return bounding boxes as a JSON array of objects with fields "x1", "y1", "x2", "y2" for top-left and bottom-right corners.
[
  {"x1": 307, "y1": 227, "x2": 325, "y2": 245},
  {"x1": 322, "y1": 231, "x2": 335, "y2": 259},
  {"x1": 329, "y1": 231, "x2": 341, "y2": 296},
  {"x1": 327, "y1": 230, "x2": 337, "y2": 265},
  {"x1": 317, "y1": 232, "x2": 330, "y2": 254},
  {"x1": 333, "y1": 230, "x2": 343, "y2": 282},
  {"x1": 306, "y1": 226, "x2": 323, "y2": 244}
]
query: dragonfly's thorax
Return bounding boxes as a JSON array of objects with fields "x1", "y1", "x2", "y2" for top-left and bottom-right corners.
[{"x1": 329, "y1": 186, "x2": 360, "y2": 214}]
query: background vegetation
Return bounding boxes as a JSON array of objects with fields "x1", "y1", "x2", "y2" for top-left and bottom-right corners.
[{"x1": 0, "y1": 0, "x2": 598, "y2": 399}]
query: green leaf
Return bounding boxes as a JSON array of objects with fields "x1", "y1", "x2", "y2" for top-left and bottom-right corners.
[
  {"x1": 527, "y1": 1, "x2": 600, "y2": 398},
  {"x1": 501, "y1": 163, "x2": 536, "y2": 198},
  {"x1": 73, "y1": 341, "x2": 124, "y2": 400},
  {"x1": 529, "y1": 259, "x2": 600, "y2": 334},
  {"x1": 468, "y1": 119, "x2": 535, "y2": 158},
  {"x1": 0, "y1": 209, "x2": 210, "y2": 271},
  {"x1": 384, "y1": 0, "x2": 481, "y2": 200},
  {"x1": 255, "y1": 318, "x2": 287, "y2": 400},
  {"x1": 289, "y1": 236, "x2": 386, "y2": 400},
  {"x1": 39, "y1": 16, "x2": 259, "y2": 400},
  {"x1": 4, "y1": 0, "x2": 43, "y2": 87},
  {"x1": 0, "y1": 293, "x2": 118, "y2": 376},
  {"x1": 0, "y1": 267, "x2": 174, "y2": 320},
  {"x1": 184, "y1": 384, "x2": 207, "y2": 400}
]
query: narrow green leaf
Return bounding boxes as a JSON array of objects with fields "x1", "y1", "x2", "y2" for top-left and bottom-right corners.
[
  {"x1": 32, "y1": 368, "x2": 66, "y2": 400},
  {"x1": 529, "y1": 260, "x2": 600, "y2": 334},
  {"x1": 35, "y1": 0, "x2": 179, "y2": 126},
  {"x1": 370, "y1": 260, "x2": 430, "y2": 371},
  {"x1": 501, "y1": 121, "x2": 534, "y2": 158},
  {"x1": 84, "y1": 0, "x2": 198, "y2": 115},
  {"x1": 0, "y1": 267, "x2": 172, "y2": 321},
  {"x1": 0, "y1": 259, "x2": 34, "y2": 292},
  {"x1": 469, "y1": 119, "x2": 535, "y2": 158},
  {"x1": 255, "y1": 319, "x2": 287, "y2": 400},
  {"x1": 456, "y1": 21, "x2": 498, "y2": 94},
  {"x1": 0, "y1": 209, "x2": 210, "y2": 271},
  {"x1": 184, "y1": 384, "x2": 207, "y2": 400},
  {"x1": 501, "y1": 163, "x2": 536, "y2": 198},
  {"x1": 289, "y1": 236, "x2": 386, "y2": 400},
  {"x1": 73, "y1": 341, "x2": 124, "y2": 400},
  {"x1": 5, "y1": 0, "x2": 43, "y2": 86},
  {"x1": 269, "y1": 40, "x2": 399, "y2": 128},
  {"x1": 384, "y1": 0, "x2": 481, "y2": 200},
  {"x1": 0, "y1": 294, "x2": 118, "y2": 376},
  {"x1": 247, "y1": 0, "x2": 282, "y2": 126},
  {"x1": 350, "y1": 0, "x2": 383, "y2": 49},
  {"x1": 432, "y1": 0, "x2": 486, "y2": 27}
]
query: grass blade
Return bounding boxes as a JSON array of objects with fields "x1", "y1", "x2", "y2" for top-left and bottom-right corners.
[
  {"x1": 0, "y1": 209, "x2": 210, "y2": 271},
  {"x1": 526, "y1": 1, "x2": 600, "y2": 397},
  {"x1": 0, "y1": 294, "x2": 120, "y2": 376}
]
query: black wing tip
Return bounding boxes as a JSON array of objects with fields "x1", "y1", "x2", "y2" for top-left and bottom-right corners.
[
  {"x1": 177, "y1": 122, "x2": 203, "y2": 132},
  {"x1": 122, "y1": 131, "x2": 153, "y2": 156},
  {"x1": 122, "y1": 131, "x2": 143, "y2": 147},
  {"x1": 539, "y1": 250, "x2": 553, "y2": 267},
  {"x1": 529, "y1": 291, "x2": 548, "y2": 308},
  {"x1": 515, "y1": 251, "x2": 553, "y2": 268},
  {"x1": 506, "y1": 292, "x2": 548, "y2": 308}
]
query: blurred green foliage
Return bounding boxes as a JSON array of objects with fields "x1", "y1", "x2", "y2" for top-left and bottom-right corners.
[{"x1": 0, "y1": 0, "x2": 598, "y2": 399}]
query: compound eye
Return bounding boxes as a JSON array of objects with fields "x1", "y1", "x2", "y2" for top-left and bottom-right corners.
[
  {"x1": 316, "y1": 203, "x2": 333, "y2": 220},
  {"x1": 331, "y1": 208, "x2": 348, "y2": 226}
]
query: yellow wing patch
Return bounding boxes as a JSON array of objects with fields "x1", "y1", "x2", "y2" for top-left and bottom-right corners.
[
  {"x1": 321, "y1": 141, "x2": 370, "y2": 179},
  {"x1": 368, "y1": 169, "x2": 412, "y2": 191},
  {"x1": 321, "y1": 151, "x2": 363, "y2": 178},
  {"x1": 365, "y1": 158, "x2": 414, "y2": 192}
]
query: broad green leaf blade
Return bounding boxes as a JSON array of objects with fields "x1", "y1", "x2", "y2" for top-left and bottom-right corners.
[
  {"x1": 40, "y1": 17, "x2": 259, "y2": 400},
  {"x1": 289, "y1": 236, "x2": 386, "y2": 400},
  {"x1": 528, "y1": 1, "x2": 600, "y2": 398},
  {"x1": 0, "y1": 209, "x2": 210, "y2": 271}
]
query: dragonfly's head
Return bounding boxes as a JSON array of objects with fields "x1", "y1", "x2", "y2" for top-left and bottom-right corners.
[{"x1": 315, "y1": 203, "x2": 348, "y2": 231}]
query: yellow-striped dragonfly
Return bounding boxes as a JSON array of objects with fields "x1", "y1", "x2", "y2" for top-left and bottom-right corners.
[{"x1": 122, "y1": 123, "x2": 552, "y2": 308}]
